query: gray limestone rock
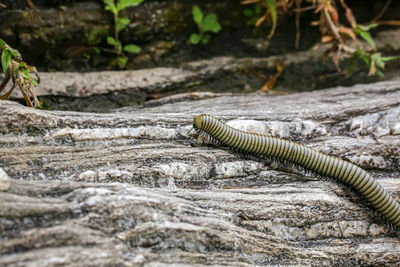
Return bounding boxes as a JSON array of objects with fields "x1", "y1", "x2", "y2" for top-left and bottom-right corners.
[{"x1": 1, "y1": 79, "x2": 400, "y2": 265}]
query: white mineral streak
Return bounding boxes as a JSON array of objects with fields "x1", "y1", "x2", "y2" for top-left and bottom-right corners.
[
  {"x1": 77, "y1": 169, "x2": 134, "y2": 182},
  {"x1": 0, "y1": 168, "x2": 10, "y2": 191},
  {"x1": 157, "y1": 162, "x2": 210, "y2": 180},
  {"x1": 227, "y1": 119, "x2": 327, "y2": 139},
  {"x1": 214, "y1": 161, "x2": 263, "y2": 179},
  {"x1": 348, "y1": 105, "x2": 400, "y2": 136},
  {"x1": 45, "y1": 126, "x2": 177, "y2": 141}
]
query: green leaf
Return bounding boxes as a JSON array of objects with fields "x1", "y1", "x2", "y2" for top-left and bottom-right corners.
[
  {"x1": 244, "y1": 5, "x2": 262, "y2": 26},
  {"x1": 107, "y1": 36, "x2": 121, "y2": 52},
  {"x1": 201, "y1": 13, "x2": 221, "y2": 33},
  {"x1": 355, "y1": 24, "x2": 377, "y2": 49},
  {"x1": 19, "y1": 66, "x2": 39, "y2": 86},
  {"x1": 359, "y1": 30, "x2": 375, "y2": 48},
  {"x1": 190, "y1": 33, "x2": 201, "y2": 45},
  {"x1": 87, "y1": 26, "x2": 109, "y2": 45},
  {"x1": 107, "y1": 36, "x2": 117, "y2": 45},
  {"x1": 115, "y1": 42, "x2": 122, "y2": 53},
  {"x1": 371, "y1": 53, "x2": 385, "y2": 69},
  {"x1": 37, "y1": 98, "x2": 46, "y2": 110},
  {"x1": 123, "y1": 44, "x2": 141, "y2": 53},
  {"x1": 116, "y1": 56, "x2": 128, "y2": 69},
  {"x1": 201, "y1": 34, "x2": 211, "y2": 45},
  {"x1": 346, "y1": 48, "x2": 368, "y2": 77},
  {"x1": 346, "y1": 58, "x2": 357, "y2": 77},
  {"x1": 93, "y1": 47, "x2": 101, "y2": 54},
  {"x1": 0, "y1": 38, "x2": 6, "y2": 49},
  {"x1": 254, "y1": 3, "x2": 262, "y2": 15},
  {"x1": 360, "y1": 54, "x2": 370, "y2": 66},
  {"x1": 19, "y1": 65, "x2": 28, "y2": 74},
  {"x1": 266, "y1": 0, "x2": 277, "y2": 38},
  {"x1": 380, "y1": 55, "x2": 400, "y2": 62},
  {"x1": 117, "y1": 0, "x2": 144, "y2": 11},
  {"x1": 28, "y1": 74, "x2": 39, "y2": 86},
  {"x1": 82, "y1": 53, "x2": 91, "y2": 60},
  {"x1": 117, "y1": 17, "x2": 130, "y2": 32},
  {"x1": 352, "y1": 49, "x2": 370, "y2": 65},
  {"x1": 103, "y1": 0, "x2": 117, "y2": 14},
  {"x1": 9, "y1": 48, "x2": 21, "y2": 58},
  {"x1": 192, "y1": 5, "x2": 203, "y2": 26},
  {"x1": 358, "y1": 23, "x2": 379, "y2": 31},
  {"x1": 375, "y1": 59, "x2": 385, "y2": 69},
  {"x1": 1, "y1": 48, "x2": 11, "y2": 73},
  {"x1": 375, "y1": 69, "x2": 384, "y2": 78},
  {"x1": 243, "y1": 9, "x2": 253, "y2": 17},
  {"x1": 103, "y1": 0, "x2": 115, "y2": 8}
]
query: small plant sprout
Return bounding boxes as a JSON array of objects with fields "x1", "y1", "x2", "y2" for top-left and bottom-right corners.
[
  {"x1": 103, "y1": 0, "x2": 144, "y2": 68},
  {"x1": 348, "y1": 49, "x2": 400, "y2": 78},
  {"x1": 346, "y1": 23, "x2": 400, "y2": 77},
  {"x1": 190, "y1": 5, "x2": 222, "y2": 45},
  {"x1": 243, "y1": 3, "x2": 263, "y2": 26},
  {"x1": 0, "y1": 38, "x2": 40, "y2": 107},
  {"x1": 354, "y1": 23, "x2": 379, "y2": 49},
  {"x1": 241, "y1": 0, "x2": 279, "y2": 39}
]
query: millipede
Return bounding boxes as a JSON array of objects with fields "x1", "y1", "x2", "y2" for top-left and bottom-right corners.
[{"x1": 192, "y1": 114, "x2": 400, "y2": 229}]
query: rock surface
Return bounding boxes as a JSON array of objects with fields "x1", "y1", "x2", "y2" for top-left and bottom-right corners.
[
  {"x1": 1, "y1": 79, "x2": 400, "y2": 265},
  {"x1": 0, "y1": 50, "x2": 388, "y2": 112}
]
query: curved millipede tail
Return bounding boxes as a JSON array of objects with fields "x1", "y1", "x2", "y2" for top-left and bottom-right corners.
[{"x1": 192, "y1": 114, "x2": 400, "y2": 229}]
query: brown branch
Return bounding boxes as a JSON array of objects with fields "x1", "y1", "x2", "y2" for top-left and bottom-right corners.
[
  {"x1": 295, "y1": 0, "x2": 302, "y2": 49},
  {"x1": 372, "y1": 0, "x2": 393, "y2": 22},
  {"x1": 375, "y1": 20, "x2": 400, "y2": 26},
  {"x1": 323, "y1": 6, "x2": 343, "y2": 45},
  {"x1": 0, "y1": 83, "x2": 16, "y2": 100},
  {"x1": 0, "y1": 72, "x2": 10, "y2": 94}
]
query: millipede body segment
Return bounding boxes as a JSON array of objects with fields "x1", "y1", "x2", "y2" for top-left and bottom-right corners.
[{"x1": 192, "y1": 114, "x2": 400, "y2": 228}]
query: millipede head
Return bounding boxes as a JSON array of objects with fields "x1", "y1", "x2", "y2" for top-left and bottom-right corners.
[{"x1": 193, "y1": 114, "x2": 205, "y2": 130}]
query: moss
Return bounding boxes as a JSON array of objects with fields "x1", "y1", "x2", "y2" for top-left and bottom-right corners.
[
  {"x1": 86, "y1": 25, "x2": 110, "y2": 45},
  {"x1": 164, "y1": 3, "x2": 189, "y2": 35},
  {"x1": 36, "y1": 97, "x2": 50, "y2": 110}
]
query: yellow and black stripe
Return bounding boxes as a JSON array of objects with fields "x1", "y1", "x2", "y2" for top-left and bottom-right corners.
[{"x1": 193, "y1": 114, "x2": 400, "y2": 228}]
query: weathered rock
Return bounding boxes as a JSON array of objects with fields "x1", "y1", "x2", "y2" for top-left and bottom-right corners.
[
  {"x1": 3, "y1": 26, "x2": 400, "y2": 112},
  {"x1": 0, "y1": 50, "x2": 384, "y2": 112},
  {"x1": 0, "y1": 168, "x2": 10, "y2": 191},
  {"x1": 0, "y1": 79, "x2": 400, "y2": 265},
  {"x1": 3, "y1": 0, "x2": 400, "y2": 113}
]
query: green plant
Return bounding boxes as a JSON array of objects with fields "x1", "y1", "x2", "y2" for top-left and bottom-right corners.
[
  {"x1": 190, "y1": 5, "x2": 222, "y2": 45},
  {"x1": 265, "y1": 0, "x2": 277, "y2": 38},
  {"x1": 36, "y1": 97, "x2": 49, "y2": 110},
  {"x1": 243, "y1": 3, "x2": 263, "y2": 26},
  {"x1": 345, "y1": 23, "x2": 400, "y2": 77},
  {"x1": 241, "y1": 0, "x2": 400, "y2": 78},
  {"x1": 241, "y1": 0, "x2": 279, "y2": 38},
  {"x1": 0, "y1": 38, "x2": 40, "y2": 107},
  {"x1": 103, "y1": 0, "x2": 144, "y2": 68},
  {"x1": 348, "y1": 49, "x2": 400, "y2": 78},
  {"x1": 354, "y1": 23, "x2": 379, "y2": 49}
]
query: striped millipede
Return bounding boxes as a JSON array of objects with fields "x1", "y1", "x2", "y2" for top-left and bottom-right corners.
[{"x1": 192, "y1": 114, "x2": 400, "y2": 228}]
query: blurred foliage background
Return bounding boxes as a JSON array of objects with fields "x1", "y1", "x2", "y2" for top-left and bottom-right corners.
[{"x1": 0, "y1": 0, "x2": 399, "y2": 72}]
